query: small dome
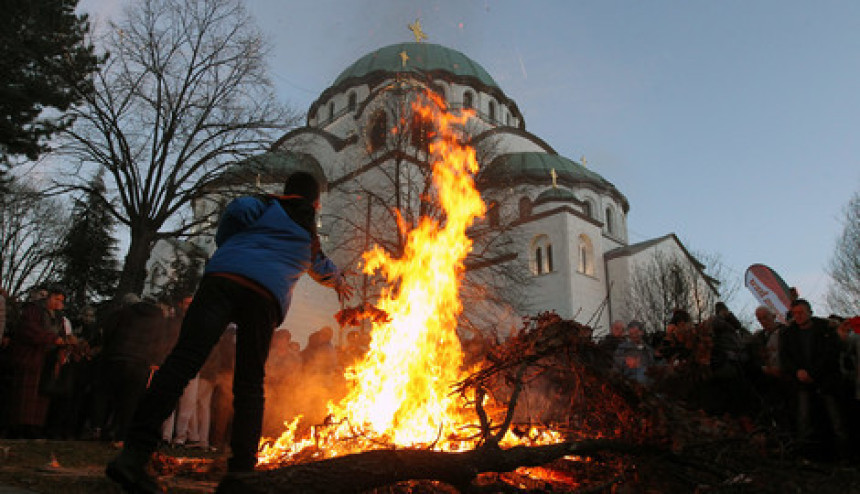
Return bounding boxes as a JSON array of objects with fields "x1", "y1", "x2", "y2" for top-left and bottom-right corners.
[
  {"x1": 333, "y1": 42, "x2": 499, "y2": 89},
  {"x1": 481, "y1": 152, "x2": 607, "y2": 186},
  {"x1": 480, "y1": 152, "x2": 629, "y2": 212},
  {"x1": 535, "y1": 187, "x2": 578, "y2": 204}
]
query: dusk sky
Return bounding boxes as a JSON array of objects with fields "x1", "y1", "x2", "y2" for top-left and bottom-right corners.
[{"x1": 79, "y1": 0, "x2": 860, "y2": 319}]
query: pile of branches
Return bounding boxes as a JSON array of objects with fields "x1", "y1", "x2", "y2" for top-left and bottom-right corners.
[{"x1": 214, "y1": 312, "x2": 859, "y2": 493}]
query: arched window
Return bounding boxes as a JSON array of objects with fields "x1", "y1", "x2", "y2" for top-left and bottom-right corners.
[
  {"x1": 488, "y1": 100, "x2": 496, "y2": 122},
  {"x1": 518, "y1": 196, "x2": 532, "y2": 219},
  {"x1": 328, "y1": 101, "x2": 335, "y2": 121},
  {"x1": 488, "y1": 201, "x2": 500, "y2": 227},
  {"x1": 605, "y1": 206, "x2": 614, "y2": 234},
  {"x1": 578, "y1": 234, "x2": 594, "y2": 276},
  {"x1": 368, "y1": 111, "x2": 387, "y2": 152},
  {"x1": 463, "y1": 91, "x2": 474, "y2": 110},
  {"x1": 583, "y1": 199, "x2": 594, "y2": 219},
  {"x1": 411, "y1": 112, "x2": 432, "y2": 153},
  {"x1": 347, "y1": 92, "x2": 357, "y2": 112},
  {"x1": 531, "y1": 235, "x2": 553, "y2": 275},
  {"x1": 505, "y1": 112, "x2": 512, "y2": 126}
]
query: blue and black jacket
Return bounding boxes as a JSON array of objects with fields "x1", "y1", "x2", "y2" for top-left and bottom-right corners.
[{"x1": 204, "y1": 195, "x2": 342, "y2": 320}]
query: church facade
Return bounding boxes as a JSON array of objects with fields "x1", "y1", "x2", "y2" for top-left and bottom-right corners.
[{"x1": 150, "y1": 42, "x2": 717, "y2": 342}]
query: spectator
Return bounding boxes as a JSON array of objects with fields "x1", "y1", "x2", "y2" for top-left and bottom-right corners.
[
  {"x1": 599, "y1": 320, "x2": 626, "y2": 356},
  {"x1": 655, "y1": 310, "x2": 693, "y2": 368},
  {"x1": 210, "y1": 325, "x2": 236, "y2": 451},
  {"x1": 157, "y1": 297, "x2": 185, "y2": 445},
  {"x1": 94, "y1": 294, "x2": 164, "y2": 443},
  {"x1": 613, "y1": 320, "x2": 656, "y2": 385},
  {"x1": 6, "y1": 286, "x2": 67, "y2": 438},
  {"x1": 780, "y1": 299, "x2": 849, "y2": 460},
  {"x1": 263, "y1": 330, "x2": 302, "y2": 437}
]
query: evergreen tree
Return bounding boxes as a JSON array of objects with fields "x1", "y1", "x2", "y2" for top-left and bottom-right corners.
[
  {"x1": 0, "y1": 0, "x2": 101, "y2": 165},
  {"x1": 57, "y1": 170, "x2": 120, "y2": 310},
  {"x1": 154, "y1": 247, "x2": 206, "y2": 306}
]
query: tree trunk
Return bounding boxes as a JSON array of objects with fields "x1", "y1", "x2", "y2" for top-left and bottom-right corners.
[
  {"x1": 115, "y1": 224, "x2": 157, "y2": 297},
  {"x1": 215, "y1": 439, "x2": 642, "y2": 494}
]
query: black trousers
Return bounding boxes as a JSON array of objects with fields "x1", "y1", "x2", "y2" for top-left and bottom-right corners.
[{"x1": 124, "y1": 275, "x2": 279, "y2": 471}]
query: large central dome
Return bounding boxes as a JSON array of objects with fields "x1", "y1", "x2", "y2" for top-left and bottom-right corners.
[{"x1": 332, "y1": 42, "x2": 498, "y2": 89}]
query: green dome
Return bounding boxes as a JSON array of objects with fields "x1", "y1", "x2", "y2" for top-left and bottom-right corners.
[
  {"x1": 481, "y1": 152, "x2": 608, "y2": 186},
  {"x1": 333, "y1": 42, "x2": 498, "y2": 89},
  {"x1": 535, "y1": 187, "x2": 578, "y2": 203},
  {"x1": 480, "y1": 152, "x2": 629, "y2": 212}
]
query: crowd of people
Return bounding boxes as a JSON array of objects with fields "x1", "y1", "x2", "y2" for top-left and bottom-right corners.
[
  {"x1": 0, "y1": 286, "x2": 369, "y2": 453},
  {"x1": 598, "y1": 300, "x2": 860, "y2": 462},
  {"x1": 2, "y1": 283, "x2": 859, "y2": 465}
]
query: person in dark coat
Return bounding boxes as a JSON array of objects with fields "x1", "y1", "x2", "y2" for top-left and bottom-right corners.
[
  {"x1": 107, "y1": 172, "x2": 352, "y2": 493},
  {"x1": 780, "y1": 298, "x2": 850, "y2": 459},
  {"x1": 94, "y1": 294, "x2": 165, "y2": 442},
  {"x1": 6, "y1": 287, "x2": 67, "y2": 438}
]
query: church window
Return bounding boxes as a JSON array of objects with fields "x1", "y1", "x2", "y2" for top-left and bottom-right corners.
[
  {"x1": 463, "y1": 91, "x2": 474, "y2": 110},
  {"x1": 369, "y1": 111, "x2": 387, "y2": 152},
  {"x1": 487, "y1": 201, "x2": 500, "y2": 227},
  {"x1": 530, "y1": 235, "x2": 553, "y2": 275},
  {"x1": 578, "y1": 234, "x2": 595, "y2": 276},
  {"x1": 605, "y1": 206, "x2": 614, "y2": 234},
  {"x1": 583, "y1": 199, "x2": 594, "y2": 219},
  {"x1": 518, "y1": 196, "x2": 532, "y2": 219},
  {"x1": 328, "y1": 101, "x2": 335, "y2": 121},
  {"x1": 348, "y1": 92, "x2": 357, "y2": 112},
  {"x1": 506, "y1": 112, "x2": 512, "y2": 126},
  {"x1": 411, "y1": 112, "x2": 432, "y2": 153},
  {"x1": 488, "y1": 100, "x2": 496, "y2": 122}
]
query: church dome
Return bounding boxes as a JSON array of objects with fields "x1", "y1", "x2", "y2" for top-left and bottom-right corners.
[
  {"x1": 535, "y1": 187, "x2": 578, "y2": 204},
  {"x1": 479, "y1": 152, "x2": 629, "y2": 211},
  {"x1": 332, "y1": 42, "x2": 499, "y2": 89}
]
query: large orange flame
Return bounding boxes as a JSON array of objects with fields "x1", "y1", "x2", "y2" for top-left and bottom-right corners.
[
  {"x1": 330, "y1": 91, "x2": 484, "y2": 447},
  {"x1": 258, "y1": 90, "x2": 556, "y2": 466}
]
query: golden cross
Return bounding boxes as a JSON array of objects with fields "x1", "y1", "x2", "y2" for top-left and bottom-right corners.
[
  {"x1": 580, "y1": 155, "x2": 587, "y2": 167},
  {"x1": 550, "y1": 168, "x2": 558, "y2": 188},
  {"x1": 399, "y1": 50, "x2": 409, "y2": 68},
  {"x1": 408, "y1": 19, "x2": 428, "y2": 42}
]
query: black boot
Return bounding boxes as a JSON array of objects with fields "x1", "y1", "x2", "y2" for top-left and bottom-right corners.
[{"x1": 105, "y1": 447, "x2": 163, "y2": 493}]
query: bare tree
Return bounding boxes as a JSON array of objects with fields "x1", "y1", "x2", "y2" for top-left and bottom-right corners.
[
  {"x1": 624, "y1": 249, "x2": 720, "y2": 334},
  {"x1": 826, "y1": 190, "x2": 860, "y2": 315},
  {"x1": 0, "y1": 179, "x2": 69, "y2": 297},
  {"x1": 322, "y1": 87, "x2": 532, "y2": 337},
  {"x1": 58, "y1": 0, "x2": 294, "y2": 295}
]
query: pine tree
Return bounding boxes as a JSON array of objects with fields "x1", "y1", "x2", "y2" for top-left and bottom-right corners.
[
  {"x1": 57, "y1": 170, "x2": 120, "y2": 310},
  {"x1": 0, "y1": 0, "x2": 101, "y2": 163}
]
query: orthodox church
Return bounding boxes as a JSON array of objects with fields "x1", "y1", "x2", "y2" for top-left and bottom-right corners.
[{"x1": 149, "y1": 40, "x2": 717, "y2": 342}]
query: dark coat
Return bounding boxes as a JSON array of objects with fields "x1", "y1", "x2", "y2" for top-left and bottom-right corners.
[
  {"x1": 101, "y1": 301, "x2": 164, "y2": 366},
  {"x1": 7, "y1": 302, "x2": 62, "y2": 426},
  {"x1": 780, "y1": 316, "x2": 843, "y2": 394}
]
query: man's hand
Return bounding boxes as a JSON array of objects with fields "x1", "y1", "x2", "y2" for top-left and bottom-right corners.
[
  {"x1": 797, "y1": 369, "x2": 814, "y2": 383},
  {"x1": 334, "y1": 274, "x2": 354, "y2": 303}
]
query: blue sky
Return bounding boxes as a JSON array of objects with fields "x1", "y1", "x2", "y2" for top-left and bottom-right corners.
[{"x1": 80, "y1": 0, "x2": 860, "y2": 319}]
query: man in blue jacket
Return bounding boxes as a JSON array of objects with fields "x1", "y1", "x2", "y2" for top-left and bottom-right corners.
[{"x1": 107, "y1": 172, "x2": 352, "y2": 493}]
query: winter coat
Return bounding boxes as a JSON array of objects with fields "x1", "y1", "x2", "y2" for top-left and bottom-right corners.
[{"x1": 204, "y1": 195, "x2": 341, "y2": 320}]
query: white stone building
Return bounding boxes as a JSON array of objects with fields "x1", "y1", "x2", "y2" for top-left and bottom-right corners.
[{"x1": 154, "y1": 42, "x2": 717, "y2": 343}]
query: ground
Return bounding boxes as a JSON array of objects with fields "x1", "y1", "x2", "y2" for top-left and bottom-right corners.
[
  {"x1": 0, "y1": 439, "x2": 220, "y2": 493},
  {"x1": 2, "y1": 438, "x2": 860, "y2": 493}
]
